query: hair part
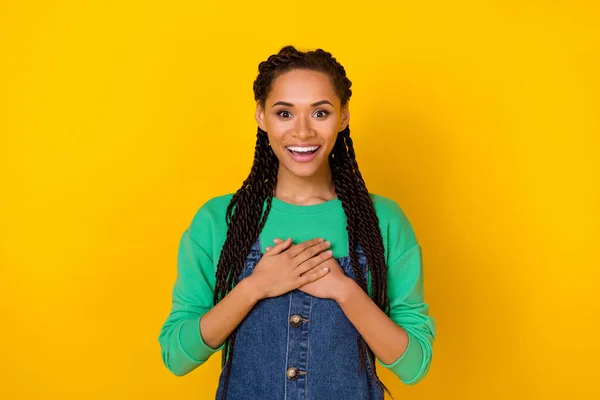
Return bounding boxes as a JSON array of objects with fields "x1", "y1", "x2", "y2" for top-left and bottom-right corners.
[{"x1": 215, "y1": 45, "x2": 394, "y2": 400}]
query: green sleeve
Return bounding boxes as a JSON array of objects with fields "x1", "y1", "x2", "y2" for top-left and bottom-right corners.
[
  {"x1": 158, "y1": 218, "x2": 225, "y2": 376},
  {"x1": 377, "y1": 202, "x2": 436, "y2": 385}
]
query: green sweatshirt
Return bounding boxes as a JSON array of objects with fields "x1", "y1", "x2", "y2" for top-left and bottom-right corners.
[{"x1": 158, "y1": 193, "x2": 436, "y2": 385}]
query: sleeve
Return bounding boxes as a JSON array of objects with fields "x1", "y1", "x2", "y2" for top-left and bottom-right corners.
[
  {"x1": 158, "y1": 227, "x2": 225, "y2": 377},
  {"x1": 377, "y1": 205, "x2": 436, "y2": 385}
]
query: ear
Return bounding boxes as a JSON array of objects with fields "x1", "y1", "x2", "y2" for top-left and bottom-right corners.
[
  {"x1": 339, "y1": 103, "x2": 350, "y2": 131},
  {"x1": 255, "y1": 102, "x2": 267, "y2": 131}
]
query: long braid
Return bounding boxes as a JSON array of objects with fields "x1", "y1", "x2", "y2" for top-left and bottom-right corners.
[
  {"x1": 215, "y1": 45, "x2": 394, "y2": 400},
  {"x1": 331, "y1": 126, "x2": 393, "y2": 399},
  {"x1": 214, "y1": 127, "x2": 277, "y2": 398}
]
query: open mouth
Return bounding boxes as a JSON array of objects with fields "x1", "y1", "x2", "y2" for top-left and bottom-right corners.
[
  {"x1": 288, "y1": 148, "x2": 319, "y2": 156},
  {"x1": 286, "y1": 146, "x2": 321, "y2": 162}
]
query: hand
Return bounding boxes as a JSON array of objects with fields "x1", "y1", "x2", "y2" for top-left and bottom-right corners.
[
  {"x1": 247, "y1": 237, "x2": 334, "y2": 300},
  {"x1": 270, "y1": 238, "x2": 353, "y2": 302}
]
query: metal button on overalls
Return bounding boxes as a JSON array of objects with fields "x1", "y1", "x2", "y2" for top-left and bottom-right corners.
[
  {"x1": 289, "y1": 314, "x2": 302, "y2": 327},
  {"x1": 286, "y1": 367, "x2": 299, "y2": 380}
]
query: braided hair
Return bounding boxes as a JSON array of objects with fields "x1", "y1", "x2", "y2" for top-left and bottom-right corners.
[{"x1": 214, "y1": 45, "x2": 394, "y2": 399}]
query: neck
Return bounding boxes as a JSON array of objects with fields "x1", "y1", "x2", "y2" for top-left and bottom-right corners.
[{"x1": 274, "y1": 164, "x2": 337, "y2": 206}]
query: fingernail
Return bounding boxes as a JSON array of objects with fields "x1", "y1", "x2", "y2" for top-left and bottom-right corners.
[
  {"x1": 326, "y1": 250, "x2": 333, "y2": 256},
  {"x1": 322, "y1": 267, "x2": 329, "y2": 272},
  {"x1": 266, "y1": 246, "x2": 272, "y2": 251},
  {"x1": 273, "y1": 239, "x2": 281, "y2": 243},
  {"x1": 325, "y1": 241, "x2": 331, "y2": 247}
]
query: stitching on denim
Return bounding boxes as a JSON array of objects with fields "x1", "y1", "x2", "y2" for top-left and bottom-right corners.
[
  {"x1": 305, "y1": 295, "x2": 313, "y2": 400},
  {"x1": 284, "y1": 291, "x2": 292, "y2": 400}
]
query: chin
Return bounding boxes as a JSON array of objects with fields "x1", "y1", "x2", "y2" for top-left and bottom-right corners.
[
  {"x1": 283, "y1": 162, "x2": 322, "y2": 178},
  {"x1": 293, "y1": 170, "x2": 319, "y2": 178}
]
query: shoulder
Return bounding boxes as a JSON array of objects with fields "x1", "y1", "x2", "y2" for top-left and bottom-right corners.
[
  {"x1": 192, "y1": 192, "x2": 234, "y2": 219},
  {"x1": 369, "y1": 192, "x2": 409, "y2": 224},
  {"x1": 368, "y1": 192, "x2": 418, "y2": 261},
  {"x1": 187, "y1": 192, "x2": 235, "y2": 243},
  {"x1": 198, "y1": 192, "x2": 235, "y2": 215}
]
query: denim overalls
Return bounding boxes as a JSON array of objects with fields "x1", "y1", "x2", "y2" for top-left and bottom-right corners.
[{"x1": 215, "y1": 236, "x2": 384, "y2": 400}]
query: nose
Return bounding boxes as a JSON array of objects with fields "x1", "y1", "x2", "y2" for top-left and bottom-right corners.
[{"x1": 293, "y1": 114, "x2": 315, "y2": 140}]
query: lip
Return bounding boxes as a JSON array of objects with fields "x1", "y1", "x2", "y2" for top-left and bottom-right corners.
[{"x1": 286, "y1": 146, "x2": 320, "y2": 163}]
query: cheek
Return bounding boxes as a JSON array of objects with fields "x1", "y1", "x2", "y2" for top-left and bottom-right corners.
[
  {"x1": 325, "y1": 131, "x2": 340, "y2": 147},
  {"x1": 266, "y1": 133, "x2": 286, "y2": 155},
  {"x1": 265, "y1": 114, "x2": 288, "y2": 128}
]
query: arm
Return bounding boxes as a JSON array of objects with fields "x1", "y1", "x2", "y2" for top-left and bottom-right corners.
[
  {"x1": 199, "y1": 278, "x2": 260, "y2": 351},
  {"x1": 158, "y1": 229, "x2": 260, "y2": 376},
  {"x1": 337, "y1": 244, "x2": 435, "y2": 385},
  {"x1": 336, "y1": 279, "x2": 410, "y2": 364}
]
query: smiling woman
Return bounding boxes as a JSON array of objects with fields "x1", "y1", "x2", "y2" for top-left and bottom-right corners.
[
  {"x1": 158, "y1": 45, "x2": 436, "y2": 400},
  {"x1": 256, "y1": 69, "x2": 349, "y2": 175}
]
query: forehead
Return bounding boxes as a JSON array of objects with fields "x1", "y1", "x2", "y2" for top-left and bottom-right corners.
[{"x1": 268, "y1": 69, "x2": 339, "y2": 106}]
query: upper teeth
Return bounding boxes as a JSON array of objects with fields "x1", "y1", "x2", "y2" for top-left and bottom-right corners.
[{"x1": 287, "y1": 146, "x2": 319, "y2": 152}]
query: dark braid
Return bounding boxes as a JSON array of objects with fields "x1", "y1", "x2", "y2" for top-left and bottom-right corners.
[
  {"x1": 213, "y1": 126, "x2": 278, "y2": 397},
  {"x1": 215, "y1": 45, "x2": 394, "y2": 400}
]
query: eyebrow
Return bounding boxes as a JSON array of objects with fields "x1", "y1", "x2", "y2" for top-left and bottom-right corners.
[{"x1": 271, "y1": 100, "x2": 333, "y2": 108}]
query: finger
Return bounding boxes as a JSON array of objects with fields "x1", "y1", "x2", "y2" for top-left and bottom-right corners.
[
  {"x1": 299, "y1": 266, "x2": 329, "y2": 286},
  {"x1": 289, "y1": 237, "x2": 325, "y2": 258},
  {"x1": 297, "y1": 249, "x2": 333, "y2": 275},
  {"x1": 275, "y1": 238, "x2": 298, "y2": 253},
  {"x1": 293, "y1": 240, "x2": 331, "y2": 266},
  {"x1": 266, "y1": 238, "x2": 292, "y2": 255}
]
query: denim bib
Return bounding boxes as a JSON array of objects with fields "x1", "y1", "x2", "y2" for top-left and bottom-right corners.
[{"x1": 215, "y1": 237, "x2": 384, "y2": 400}]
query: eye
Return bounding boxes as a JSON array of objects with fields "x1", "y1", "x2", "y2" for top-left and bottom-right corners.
[
  {"x1": 314, "y1": 110, "x2": 330, "y2": 118},
  {"x1": 277, "y1": 110, "x2": 292, "y2": 118}
]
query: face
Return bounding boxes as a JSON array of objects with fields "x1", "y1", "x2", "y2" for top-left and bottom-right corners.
[{"x1": 255, "y1": 69, "x2": 350, "y2": 178}]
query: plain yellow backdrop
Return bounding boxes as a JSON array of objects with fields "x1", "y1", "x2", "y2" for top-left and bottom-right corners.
[{"x1": 1, "y1": 1, "x2": 599, "y2": 399}]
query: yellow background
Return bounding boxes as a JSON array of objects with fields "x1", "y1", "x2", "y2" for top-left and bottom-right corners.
[{"x1": 1, "y1": 1, "x2": 599, "y2": 399}]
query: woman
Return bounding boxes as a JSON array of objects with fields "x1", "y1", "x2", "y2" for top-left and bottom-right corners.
[{"x1": 158, "y1": 45, "x2": 436, "y2": 400}]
